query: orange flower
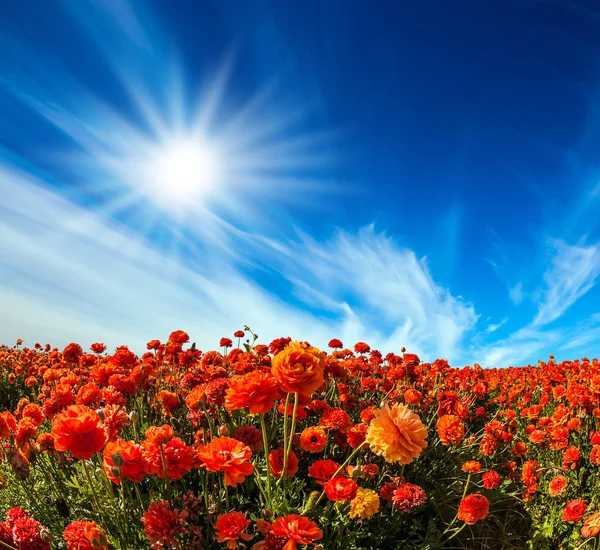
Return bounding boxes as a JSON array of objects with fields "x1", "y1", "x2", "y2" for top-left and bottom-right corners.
[
  {"x1": 52, "y1": 405, "x2": 107, "y2": 460},
  {"x1": 548, "y1": 474, "x2": 568, "y2": 497},
  {"x1": 462, "y1": 461, "x2": 481, "y2": 473},
  {"x1": 457, "y1": 494, "x2": 489, "y2": 525},
  {"x1": 271, "y1": 342, "x2": 325, "y2": 395},
  {"x1": 103, "y1": 440, "x2": 146, "y2": 484},
  {"x1": 63, "y1": 520, "x2": 109, "y2": 550},
  {"x1": 436, "y1": 415, "x2": 464, "y2": 446},
  {"x1": 299, "y1": 427, "x2": 327, "y2": 453},
  {"x1": 366, "y1": 404, "x2": 428, "y2": 464},
  {"x1": 269, "y1": 448, "x2": 299, "y2": 478},
  {"x1": 581, "y1": 511, "x2": 600, "y2": 539},
  {"x1": 197, "y1": 436, "x2": 254, "y2": 487},
  {"x1": 224, "y1": 370, "x2": 280, "y2": 414},
  {"x1": 270, "y1": 514, "x2": 322, "y2": 550},
  {"x1": 0, "y1": 412, "x2": 17, "y2": 439},
  {"x1": 214, "y1": 512, "x2": 253, "y2": 549}
]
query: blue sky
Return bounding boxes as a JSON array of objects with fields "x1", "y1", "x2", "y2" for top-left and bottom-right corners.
[{"x1": 1, "y1": 0, "x2": 600, "y2": 366}]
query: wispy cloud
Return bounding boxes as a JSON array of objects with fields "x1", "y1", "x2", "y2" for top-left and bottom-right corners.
[
  {"x1": 484, "y1": 317, "x2": 508, "y2": 333},
  {"x1": 533, "y1": 239, "x2": 600, "y2": 326},
  {"x1": 509, "y1": 283, "x2": 524, "y2": 305},
  {"x1": 0, "y1": 165, "x2": 478, "y2": 362}
]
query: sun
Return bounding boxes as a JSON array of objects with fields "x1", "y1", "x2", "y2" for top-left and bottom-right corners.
[{"x1": 148, "y1": 137, "x2": 222, "y2": 206}]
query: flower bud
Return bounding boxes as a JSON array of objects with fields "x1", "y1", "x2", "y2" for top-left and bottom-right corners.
[
  {"x1": 110, "y1": 467, "x2": 121, "y2": 478},
  {"x1": 95, "y1": 409, "x2": 105, "y2": 421},
  {"x1": 129, "y1": 410, "x2": 139, "y2": 423},
  {"x1": 40, "y1": 529, "x2": 54, "y2": 543},
  {"x1": 92, "y1": 531, "x2": 108, "y2": 548},
  {"x1": 219, "y1": 424, "x2": 229, "y2": 437},
  {"x1": 111, "y1": 452, "x2": 125, "y2": 467}
]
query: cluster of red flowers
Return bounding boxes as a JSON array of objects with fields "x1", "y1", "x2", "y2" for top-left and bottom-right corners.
[{"x1": 1, "y1": 333, "x2": 600, "y2": 548}]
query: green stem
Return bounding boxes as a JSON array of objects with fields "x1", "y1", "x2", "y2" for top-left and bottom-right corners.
[
  {"x1": 281, "y1": 393, "x2": 299, "y2": 484},
  {"x1": 260, "y1": 414, "x2": 272, "y2": 505},
  {"x1": 82, "y1": 460, "x2": 102, "y2": 513}
]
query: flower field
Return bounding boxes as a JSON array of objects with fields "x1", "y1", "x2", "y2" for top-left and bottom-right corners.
[{"x1": 0, "y1": 331, "x2": 599, "y2": 549}]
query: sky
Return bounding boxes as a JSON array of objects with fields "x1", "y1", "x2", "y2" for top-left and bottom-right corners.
[{"x1": 1, "y1": 0, "x2": 600, "y2": 367}]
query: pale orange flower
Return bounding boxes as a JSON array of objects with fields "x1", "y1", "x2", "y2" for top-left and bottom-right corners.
[{"x1": 366, "y1": 404, "x2": 428, "y2": 464}]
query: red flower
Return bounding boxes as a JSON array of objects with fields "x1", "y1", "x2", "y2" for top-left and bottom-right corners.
[
  {"x1": 323, "y1": 477, "x2": 358, "y2": 501},
  {"x1": 214, "y1": 512, "x2": 252, "y2": 549},
  {"x1": 458, "y1": 494, "x2": 489, "y2": 525},
  {"x1": 269, "y1": 449, "x2": 299, "y2": 478},
  {"x1": 63, "y1": 520, "x2": 109, "y2": 550},
  {"x1": 52, "y1": 405, "x2": 107, "y2": 460},
  {"x1": 103, "y1": 440, "x2": 146, "y2": 484},
  {"x1": 562, "y1": 446, "x2": 581, "y2": 470},
  {"x1": 6, "y1": 508, "x2": 50, "y2": 550},
  {"x1": 270, "y1": 515, "x2": 322, "y2": 550},
  {"x1": 328, "y1": 339, "x2": 343, "y2": 349},
  {"x1": 482, "y1": 470, "x2": 502, "y2": 490},
  {"x1": 319, "y1": 408, "x2": 352, "y2": 432},
  {"x1": 234, "y1": 330, "x2": 245, "y2": 338},
  {"x1": 308, "y1": 459, "x2": 341, "y2": 485},
  {"x1": 141, "y1": 426, "x2": 194, "y2": 481},
  {"x1": 232, "y1": 426, "x2": 263, "y2": 454},
  {"x1": 142, "y1": 501, "x2": 185, "y2": 549},
  {"x1": 354, "y1": 342, "x2": 370, "y2": 354},
  {"x1": 392, "y1": 483, "x2": 427, "y2": 512},
  {"x1": 563, "y1": 499, "x2": 587, "y2": 523},
  {"x1": 346, "y1": 424, "x2": 368, "y2": 448},
  {"x1": 220, "y1": 338, "x2": 233, "y2": 348}
]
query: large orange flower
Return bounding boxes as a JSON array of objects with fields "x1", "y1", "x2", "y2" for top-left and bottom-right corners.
[
  {"x1": 224, "y1": 370, "x2": 280, "y2": 414},
  {"x1": 196, "y1": 436, "x2": 254, "y2": 487},
  {"x1": 271, "y1": 342, "x2": 325, "y2": 395},
  {"x1": 214, "y1": 511, "x2": 253, "y2": 549},
  {"x1": 103, "y1": 440, "x2": 146, "y2": 484},
  {"x1": 63, "y1": 520, "x2": 109, "y2": 550},
  {"x1": 436, "y1": 415, "x2": 465, "y2": 446},
  {"x1": 366, "y1": 404, "x2": 428, "y2": 464},
  {"x1": 52, "y1": 405, "x2": 106, "y2": 460}
]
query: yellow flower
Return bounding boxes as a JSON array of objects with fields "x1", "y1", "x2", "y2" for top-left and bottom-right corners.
[
  {"x1": 349, "y1": 487, "x2": 380, "y2": 520},
  {"x1": 366, "y1": 403, "x2": 428, "y2": 464}
]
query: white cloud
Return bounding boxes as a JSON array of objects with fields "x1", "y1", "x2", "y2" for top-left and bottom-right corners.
[
  {"x1": 0, "y1": 166, "x2": 477, "y2": 363},
  {"x1": 485, "y1": 317, "x2": 508, "y2": 333},
  {"x1": 509, "y1": 282, "x2": 524, "y2": 305},
  {"x1": 533, "y1": 240, "x2": 600, "y2": 326}
]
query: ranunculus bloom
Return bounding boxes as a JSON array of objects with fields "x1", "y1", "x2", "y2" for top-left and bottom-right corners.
[
  {"x1": 458, "y1": 494, "x2": 489, "y2": 525},
  {"x1": 436, "y1": 415, "x2": 464, "y2": 446},
  {"x1": 271, "y1": 342, "x2": 325, "y2": 395},
  {"x1": 366, "y1": 403, "x2": 428, "y2": 464},
  {"x1": 214, "y1": 511, "x2": 252, "y2": 549},
  {"x1": 307, "y1": 459, "x2": 342, "y2": 485},
  {"x1": 52, "y1": 405, "x2": 107, "y2": 460},
  {"x1": 270, "y1": 514, "x2": 322, "y2": 550},
  {"x1": 269, "y1": 448, "x2": 299, "y2": 478},
  {"x1": 462, "y1": 461, "x2": 481, "y2": 473},
  {"x1": 319, "y1": 408, "x2": 352, "y2": 432},
  {"x1": 563, "y1": 499, "x2": 587, "y2": 523},
  {"x1": 224, "y1": 370, "x2": 280, "y2": 414},
  {"x1": 103, "y1": 440, "x2": 146, "y2": 484},
  {"x1": 482, "y1": 470, "x2": 502, "y2": 490},
  {"x1": 323, "y1": 477, "x2": 358, "y2": 502},
  {"x1": 197, "y1": 437, "x2": 254, "y2": 486},
  {"x1": 562, "y1": 446, "x2": 581, "y2": 470},
  {"x1": 581, "y1": 511, "x2": 600, "y2": 538},
  {"x1": 349, "y1": 487, "x2": 380, "y2": 520},
  {"x1": 63, "y1": 520, "x2": 109, "y2": 550},
  {"x1": 392, "y1": 483, "x2": 427, "y2": 512},
  {"x1": 299, "y1": 427, "x2": 327, "y2": 453},
  {"x1": 142, "y1": 501, "x2": 185, "y2": 549},
  {"x1": 548, "y1": 474, "x2": 568, "y2": 497},
  {"x1": 141, "y1": 426, "x2": 194, "y2": 481}
]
